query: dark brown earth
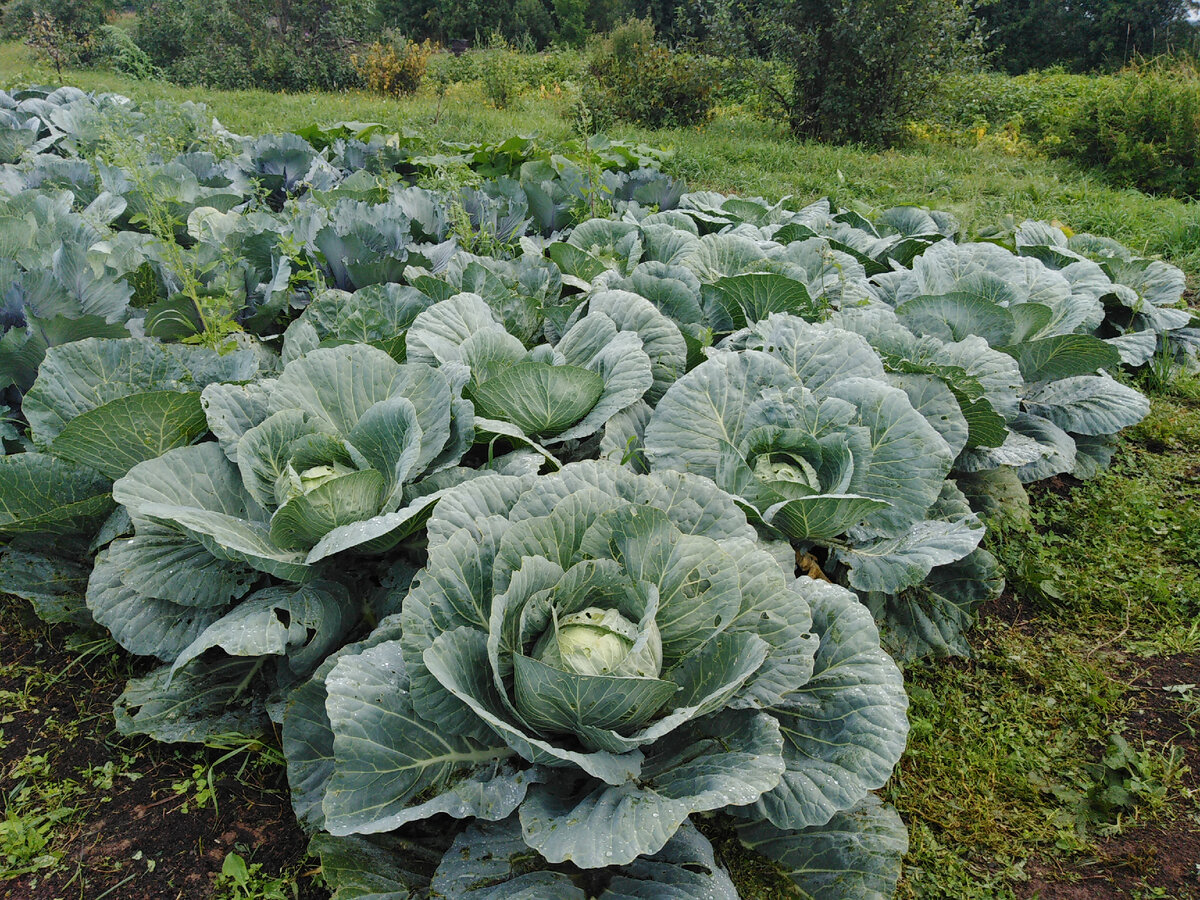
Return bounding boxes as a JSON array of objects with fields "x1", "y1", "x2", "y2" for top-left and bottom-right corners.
[{"x1": 0, "y1": 600, "x2": 327, "y2": 900}]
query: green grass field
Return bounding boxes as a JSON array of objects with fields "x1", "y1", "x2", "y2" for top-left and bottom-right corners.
[{"x1": 2, "y1": 38, "x2": 1200, "y2": 899}]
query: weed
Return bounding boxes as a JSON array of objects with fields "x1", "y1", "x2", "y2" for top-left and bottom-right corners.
[{"x1": 213, "y1": 849, "x2": 298, "y2": 900}]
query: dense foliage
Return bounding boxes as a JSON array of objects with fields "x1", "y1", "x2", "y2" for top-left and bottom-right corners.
[
  {"x1": 0, "y1": 86, "x2": 1195, "y2": 898},
  {"x1": 928, "y1": 62, "x2": 1200, "y2": 197},
  {"x1": 698, "y1": 0, "x2": 983, "y2": 145},
  {"x1": 976, "y1": 0, "x2": 1200, "y2": 73},
  {"x1": 134, "y1": 0, "x2": 375, "y2": 91}
]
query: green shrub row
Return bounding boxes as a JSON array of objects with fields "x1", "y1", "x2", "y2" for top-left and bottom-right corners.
[{"x1": 926, "y1": 62, "x2": 1200, "y2": 198}]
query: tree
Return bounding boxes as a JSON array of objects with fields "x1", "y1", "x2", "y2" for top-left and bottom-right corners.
[
  {"x1": 755, "y1": 0, "x2": 983, "y2": 145},
  {"x1": 976, "y1": 0, "x2": 1200, "y2": 72}
]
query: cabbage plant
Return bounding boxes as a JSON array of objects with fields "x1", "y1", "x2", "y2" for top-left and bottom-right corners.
[
  {"x1": 80, "y1": 343, "x2": 482, "y2": 741},
  {"x1": 405, "y1": 292, "x2": 659, "y2": 447},
  {"x1": 284, "y1": 460, "x2": 909, "y2": 897}
]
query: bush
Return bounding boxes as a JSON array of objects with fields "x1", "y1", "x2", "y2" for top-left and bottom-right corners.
[
  {"x1": 478, "y1": 33, "x2": 522, "y2": 108},
  {"x1": 753, "y1": 0, "x2": 982, "y2": 145},
  {"x1": 923, "y1": 61, "x2": 1200, "y2": 197},
  {"x1": 97, "y1": 23, "x2": 162, "y2": 80},
  {"x1": 588, "y1": 17, "x2": 717, "y2": 129},
  {"x1": 3, "y1": 0, "x2": 110, "y2": 65},
  {"x1": 1060, "y1": 60, "x2": 1200, "y2": 197},
  {"x1": 354, "y1": 35, "x2": 434, "y2": 96},
  {"x1": 134, "y1": 0, "x2": 372, "y2": 92}
]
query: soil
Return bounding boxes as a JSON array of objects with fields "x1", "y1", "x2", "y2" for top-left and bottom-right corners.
[{"x1": 0, "y1": 603, "x2": 327, "y2": 900}]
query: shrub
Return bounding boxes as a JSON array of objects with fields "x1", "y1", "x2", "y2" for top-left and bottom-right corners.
[
  {"x1": 97, "y1": 23, "x2": 162, "y2": 80},
  {"x1": 353, "y1": 34, "x2": 434, "y2": 96},
  {"x1": 3, "y1": 0, "x2": 110, "y2": 66},
  {"x1": 478, "y1": 32, "x2": 522, "y2": 108},
  {"x1": 925, "y1": 62, "x2": 1200, "y2": 197},
  {"x1": 753, "y1": 0, "x2": 983, "y2": 145},
  {"x1": 1060, "y1": 59, "x2": 1200, "y2": 197},
  {"x1": 588, "y1": 17, "x2": 717, "y2": 129},
  {"x1": 134, "y1": 0, "x2": 372, "y2": 92}
]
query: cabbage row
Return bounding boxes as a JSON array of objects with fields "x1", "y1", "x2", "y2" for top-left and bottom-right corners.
[{"x1": 1, "y1": 86, "x2": 1194, "y2": 899}]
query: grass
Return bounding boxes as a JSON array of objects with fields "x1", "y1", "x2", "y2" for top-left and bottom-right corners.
[
  {"x1": 3, "y1": 38, "x2": 1200, "y2": 899},
  {"x1": 894, "y1": 383, "x2": 1200, "y2": 898}
]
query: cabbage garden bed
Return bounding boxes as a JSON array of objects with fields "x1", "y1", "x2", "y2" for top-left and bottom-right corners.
[{"x1": 1, "y1": 86, "x2": 1197, "y2": 899}]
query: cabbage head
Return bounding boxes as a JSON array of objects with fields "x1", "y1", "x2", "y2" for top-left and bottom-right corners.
[
  {"x1": 285, "y1": 460, "x2": 908, "y2": 890},
  {"x1": 87, "y1": 344, "x2": 474, "y2": 665}
]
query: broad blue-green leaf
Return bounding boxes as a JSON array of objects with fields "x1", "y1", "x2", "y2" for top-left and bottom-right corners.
[
  {"x1": 1023, "y1": 375, "x2": 1149, "y2": 436},
  {"x1": 115, "y1": 442, "x2": 257, "y2": 523},
  {"x1": 103, "y1": 524, "x2": 256, "y2": 607},
  {"x1": 322, "y1": 640, "x2": 517, "y2": 835},
  {"x1": 864, "y1": 547, "x2": 1003, "y2": 662},
  {"x1": 22, "y1": 338, "x2": 186, "y2": 445},
  {"x1": 738, "y1": 795, "x2": 908, "y2": 900},
  {"x1": 284, "y1": 678, "x2": 338, "y2": 830},
  {"x1": 895, "y1": 292, "x2": 1015, "y2": 346},
  {"x1": 600, "y1": 821, "x2": 740, "y2": 900},
  {"x1": 0, "y1": 544, "x2": 92, "y2": 627},
  {"x1": 587, "y1": 290, "x2": 687, "y2": 404},
  {"x1": 764, "y1": 495, "x2": 892, "y2": 542},
  {"x1": 926, "y1": 335, "x2": 1024, "y2": 420},
  {"x1": 1071, "y1": 432, "x2": 1119, "y2": 479},
  {"x1": 422, "y1": 626, "x2": 644, "y2": 785},
  {"x1": 86, "y1": 544, "x2": 228, "y2": 660},
  {"x1": 1012, "y1": 413, "x2": 1076, "y2": 482},
  {"x1": 116, "y1": 444, "x2": 311, "y2": 581},
  {"x1": 600, "y1": 400, "x2": 652, "y2": 474},
  {"x1": 0, "y1": 452, "x2": 113, "y2": 536},
  {"x1": 645, "y1": 350, "x2": 797, "y2": 479},
  {"x1": 467, "y1": 362, "x2": 604, "y2": 438},
  {"x1": 1108, "y1": 330, "x2": 1160, "y2": 367},
  {"x1": 429, "y1": 816, "x2": 739, "y2": 900},
  {"x1": 886, "y1": 373, "x2": 970, "y2": 459},
  {"x1": 292, "y1": 284, "x2": 431, "y2": 361},
  {"x1": 153, "y1": 503, "x2": 312, "y2": 581},
  {"x1": 269, "y1": 470, "x2": 388, "y2": 549},
  {"x1": 750, "y1": 317, "x2": 885, "y2": 395},
  {"x1": 824, "y1": 377, "x2": 953, "y2": 534},
  {"x1": 708, "y1": 273, "x2": 822, "y2": 330},
  {"x1": 268, "y1": 345, "x2": 405, "y2": 436},
  {"x1": 171, "y1": 581, "x2": 353, "y2": 680},
  {"x1": 958, "y1": 395, "x2": 1009, "y2": 450},
  {"x1": 548, "y1": 241, "x2": 607, "y2": 283},
  {"x1": 748, "y1": 581, "x2": 908, "y2": 830},
  {"x1": 836, "y1": 516, "x2": 985, "y2": 594},
  {"x1": 309, "y1": 833, "x2": 434, "y2": 900},
  {"x1": 283, "y1": 618, "x2": 409, "y2": 830},
  {"x1": 305, "y1": 483, "x2": 449, "y2": 562},
  {"x1": 430, "y1": 817, "x2": 585, "y2": 899},
  {"x1": 1003, "y1": 334, "x2": 1122, "y2": 382},
  {"x1": 0, "y1": 313, "x2": 130, "y2": 395},
  {"x1": 201, "y1": 380, "x2": 274, "y2": 463},
  {"x1": 405, "y1": 292, "x2": 506, "y2": 368},
  {"x1": 512, "y1": 654, "x2": 678, "y2": 741},
  {"x1": 1010, "y1": 302, "x2": 1055, "y2": 343},
  {"x1": 554, "y1": 313, "x2": 654, "y2": 444},
  {"x1": 237, "y1": 409, "x2": 326, "y2": 511},
  {"x1": 519, "y1": 710, "x2": 785, "y2": 867},
  {"x1": 114, "y1": 656, "x2": 271, "y2": 742},
  {"x1": 576, "y1": 506, "x2": 742, "y2": 659},
  {"x1": 49, "y1": 390, "x2": 208, "y2": 479},
  {"x1": 509, "y1": 461, "x2": 757, "y2": 545},
  {"x1": 685, "y1": 233, "x2": 771, "y2": 281}
]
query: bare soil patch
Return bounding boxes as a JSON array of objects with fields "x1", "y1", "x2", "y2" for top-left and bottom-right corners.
[{"x1": 0, "y1": 605, "x2": 325, "y2": 900}]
